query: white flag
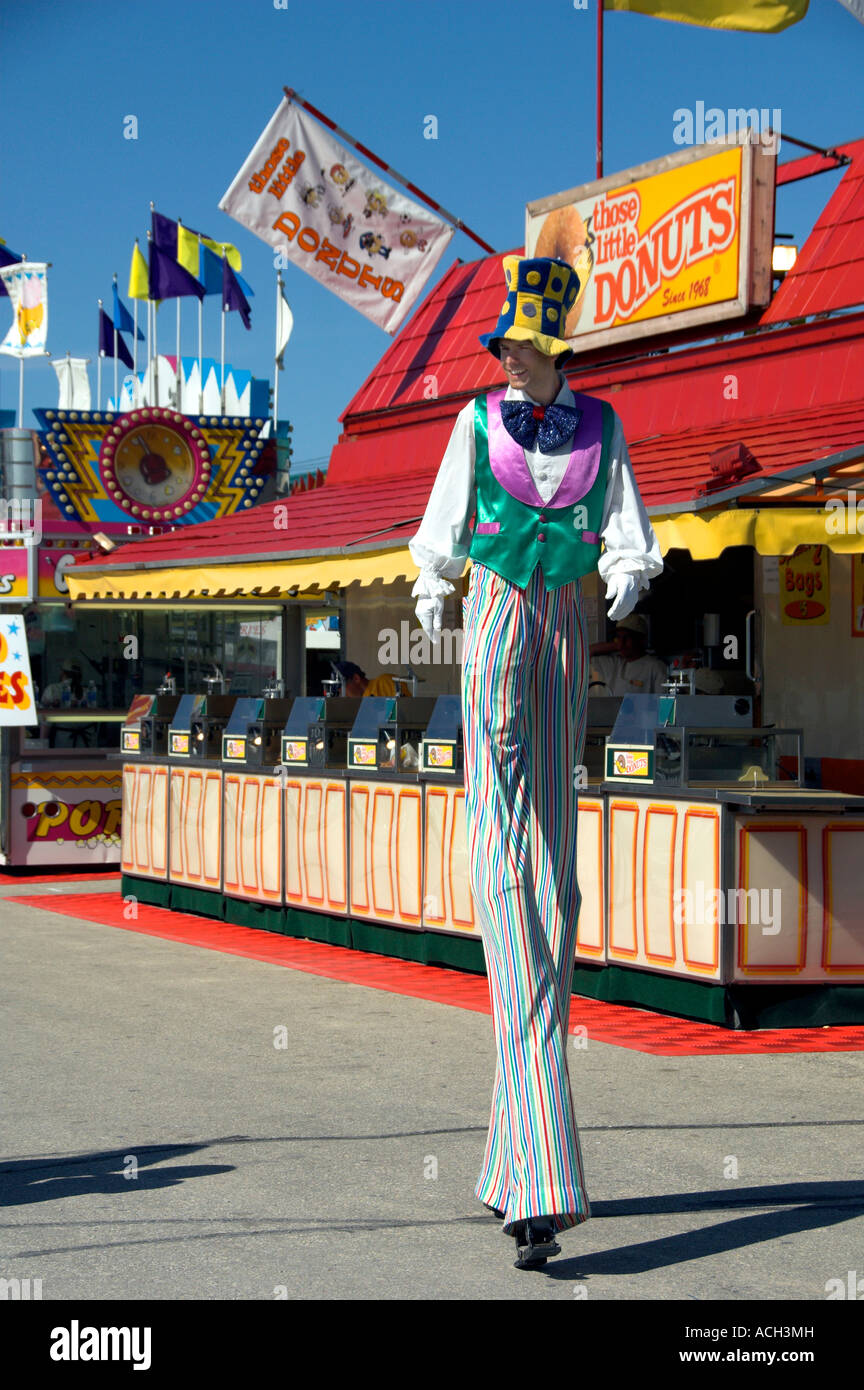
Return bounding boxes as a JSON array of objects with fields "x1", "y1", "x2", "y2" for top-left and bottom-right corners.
[
  {"x1": 52, "y1": 357, "x2": 91, "y2": 409},
  {"x1": 276, "y1": 290, "x2": 294, "y2": 369},
  {"x1": 0, "y1": 262, "x2": 48, "y2": 357},
  {"x1": 220, "y1": 98, "x2": 454, "y2": 334}
]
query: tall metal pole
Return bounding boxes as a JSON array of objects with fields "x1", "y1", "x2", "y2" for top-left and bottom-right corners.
[
  {"x1": 273, "y1": 271, "x2": 281, "y2": 429},
  {"x1": 220, "y1": 292, "x2": 226, "y2": 414},
  {"x1": 112, "y1": 273, "x2": 119, "y2": 410},
  {"x1": 596, "y1": 1, "x2": 604, "y2": 180},
  {"x1": 97, "y1": 297, "x2": 103, "y2": 409}
]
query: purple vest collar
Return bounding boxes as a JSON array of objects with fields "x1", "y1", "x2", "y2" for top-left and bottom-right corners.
[{"x1": 486, "y1": 388, "x2": 603, "y2": 508}]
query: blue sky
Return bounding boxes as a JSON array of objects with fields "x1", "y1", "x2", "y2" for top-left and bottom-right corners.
[{"x1": 2, "y1": 0, "x2": 862, "y2": 470}]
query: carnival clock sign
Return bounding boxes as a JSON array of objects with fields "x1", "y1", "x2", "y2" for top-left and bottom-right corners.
[{"x1": 100, "y1": 408, "x2": 212, "y2": 521}]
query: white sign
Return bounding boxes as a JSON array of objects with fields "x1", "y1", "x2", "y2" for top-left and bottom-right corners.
[
  {"x1": 0, "y1": 613, "x2": 37, "y2": 724},
  {"x1": 220, "y1": 99, "x2": 454, "y2": 333}
]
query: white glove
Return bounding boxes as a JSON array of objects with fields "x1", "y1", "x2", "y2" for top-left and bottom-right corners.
[
  {"x1": 411, "y1": 569, "x2": 454, "y2": 643},
  {"x1": 605, "y1": 572, "x2": 639, "y2": 621}
]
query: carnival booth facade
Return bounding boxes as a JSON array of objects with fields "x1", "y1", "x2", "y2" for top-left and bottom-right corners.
[{"x1": 64, "y1": 136, "x2": 864, "y2": 1026}]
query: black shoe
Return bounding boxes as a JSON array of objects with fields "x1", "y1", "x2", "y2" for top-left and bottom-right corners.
[
  {"x1": 513, "y1": 1217, "x2": 562, "y2": 1269},
  {"x1": 483, "y1": 1202, "x2": 507, "y2": 1220}
]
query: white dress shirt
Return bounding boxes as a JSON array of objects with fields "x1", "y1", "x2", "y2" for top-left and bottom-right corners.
[{"x1": 408, "y1": 375, "x2": 663, "y2": 605}]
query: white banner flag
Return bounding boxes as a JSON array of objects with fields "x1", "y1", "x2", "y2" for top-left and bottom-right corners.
[
  {"x1": 220, "y1": 99, "x2": 454, "y2": 333},
  {"x1": 0, "y1": 262, "x2": 48, "y2": 357},
  {"x1": 276, "y1": 289, "x2": 294, "y2": 368},
  {"x1": 52, "y1": 357, "x2": 91, "y2": 409}
]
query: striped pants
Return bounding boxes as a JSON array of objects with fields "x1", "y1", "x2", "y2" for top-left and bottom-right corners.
[{"x1": 461, "y1": 561, "x2": 591, "y2": 1234}]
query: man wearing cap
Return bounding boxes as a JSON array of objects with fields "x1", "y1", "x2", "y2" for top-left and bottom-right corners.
[
  {"x1": 589, "y1": 613, "x2": 668, "y2": 696},
  {"x1": 332, "y1": 661, "x2": 400, "y2": 698},
  {"x1": 409, "y1": 255, "x2": 662, "y2": 1268}
]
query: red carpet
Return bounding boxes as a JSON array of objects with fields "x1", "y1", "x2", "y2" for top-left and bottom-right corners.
[
  {"x1": 9, "y1": 891, "x2": 864, "y2": 1056},
  {"x1": 0, "y1": 868, "x2": 120, "y2": 885}
]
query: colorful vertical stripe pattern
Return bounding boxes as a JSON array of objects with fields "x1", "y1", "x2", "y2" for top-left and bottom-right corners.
[{"x1": 461, "y1": 561, "x2": 591, "y2": 1233}]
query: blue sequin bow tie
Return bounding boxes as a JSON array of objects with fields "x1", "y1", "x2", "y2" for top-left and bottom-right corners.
[{"x1": 500, "y1": 400, "x2": 582, "y2": 453}]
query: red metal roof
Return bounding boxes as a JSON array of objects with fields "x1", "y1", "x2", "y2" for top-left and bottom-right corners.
[
  {"x1": 760, "y1": 138, "x2": 864, "y2": 324},
  {"x1": 70, "y1": 472, "x2": 437, "y2": 573}
]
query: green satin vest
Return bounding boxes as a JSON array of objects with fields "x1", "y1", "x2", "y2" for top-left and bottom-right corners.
[{"x1": 468, "y1": 393, "x2": 613, "y2": 590}]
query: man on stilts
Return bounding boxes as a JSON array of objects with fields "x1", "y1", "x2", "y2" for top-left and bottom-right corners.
[{"x1": 410, "y1": 256, "x2": 662, "y2": 1268}]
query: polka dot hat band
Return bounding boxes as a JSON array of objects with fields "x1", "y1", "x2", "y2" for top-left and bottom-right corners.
[{"x1": 479, "y1": 256, "x2": 581, "y2": 362}]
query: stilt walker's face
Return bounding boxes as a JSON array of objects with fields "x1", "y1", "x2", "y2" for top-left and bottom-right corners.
[{"x1": 498, "y1": 337, "x2": 560, "y2": 402}]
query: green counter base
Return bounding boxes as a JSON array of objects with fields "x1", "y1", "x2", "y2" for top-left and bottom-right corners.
[
  {"x1": 572, "y1": 962, "x2": 864, "y2": 1029},
  {"x1": 122, "y1": 877, "x2": 864, "y2": 1030}
]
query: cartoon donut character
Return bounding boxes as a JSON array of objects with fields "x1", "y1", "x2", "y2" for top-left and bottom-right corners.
[
  {"x1": 363, "y1": 189, "x2": 388, "y2": 219},
  {"x1": 399, "y1": 229, "x2": 428, "y2": 252},
  {"x1": 299, "y1": 182, "x2": 326, "y2": 208},
  {"x1": 325, "y1": 163, "x2": 355, "y2": 196},
  {"x1": 327, "y1": 206, "x2": 354, "y2": 239},
  {"x1": 534, "y1": 208, "x2": 595, "y2": 333},
  {"x1": 359, "y1": 231, "x2": 391, "y2": 259}
]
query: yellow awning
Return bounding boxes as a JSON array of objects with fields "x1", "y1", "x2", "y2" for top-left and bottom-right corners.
[
  {"x1": 66, "y1": 547, "x2": 420, "y2": 601},
  {"x1": 652, "y1": 508, "x2": 864, "y2": 558},
  {"x1": 66, "y1": 506, "x2": 864, "y2": 603}
]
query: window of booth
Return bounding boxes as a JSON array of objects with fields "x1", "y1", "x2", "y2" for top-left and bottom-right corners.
[{"x1": 27, "y1": 605, "x2": 283, "y2": 746}]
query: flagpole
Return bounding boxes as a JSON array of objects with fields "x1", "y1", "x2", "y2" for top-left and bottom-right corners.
[
  {"x1": 597, "y1": 1, "x2": 604, "y2": 179},
  {"x1": 274, "y1": 271, "x2": 281, "y2": 430},
  {"x1": 147, "y1": 224, "x2": 159, "y2": 408},
  {"x1": 176, "y1": 217, "x2": 183, "y2": 411},
  {"x1": 112, "y1": 273, "x2": 119, "y2": 411},
  {"x1": 198, "y1": 294, "x2": 203, "y2": 416},
  {"x1": 97, "y1": 298, "x2": 103, "y2": 410},
  {"x1": 132, "y1": 274, "x2": 139, "y2": 406},
  {"x1": 283, "y1": 86, "x2": 496, "y2": 255},
  {"x1": 17, "y1": 357, "x2": 23, "y2": 429},
  {"x1": 220, "y1": 285, "x2": 227, "y2": 415}
]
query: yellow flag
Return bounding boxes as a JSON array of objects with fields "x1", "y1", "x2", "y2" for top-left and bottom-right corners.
[
  {"x1": 177, "y1": 224, "x2": 201, "y2": 277},
  {"x1": 603, "y1": 0, "x2": 808, "y2": 31},
  {"x1": 200, "y1": 236, "x2": 242, "y2": 272},
  {"x1": 128, "y1": 241, "x2": 149, "y2": 300}
]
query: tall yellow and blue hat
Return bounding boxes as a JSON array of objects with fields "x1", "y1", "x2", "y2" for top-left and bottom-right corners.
[{"x1": 480, "y1": 255, "x2": 580, "y2": 363}]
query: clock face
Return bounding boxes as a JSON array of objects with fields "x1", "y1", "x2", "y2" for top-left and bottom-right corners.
[{"x1": 100, "y1": 409, "x2": 212, "y2": 520}]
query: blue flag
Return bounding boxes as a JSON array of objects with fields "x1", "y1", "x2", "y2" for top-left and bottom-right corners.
[
  {"x1": 113, "y1": 283, "x2": 144, "y2": 339},
  {"x1": 200, "y1": 242, "x2": 253, "y2": 298}
]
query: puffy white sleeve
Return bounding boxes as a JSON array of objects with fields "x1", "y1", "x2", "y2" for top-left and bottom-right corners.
[
  {"x1": 408, "y1": 403, "x2": 476, "y2": 594},
  {"x1": 597, "y1": 413, "x2": 663, "y2": 592}
]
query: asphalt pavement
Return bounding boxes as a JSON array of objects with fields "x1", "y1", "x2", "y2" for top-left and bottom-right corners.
[{"x1": 2, "y1": 879, "x2": 863, "y2": 1302}]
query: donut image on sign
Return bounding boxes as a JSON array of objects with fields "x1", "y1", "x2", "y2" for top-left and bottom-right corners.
[{"x1": 535, "y1": 207, "x2": 594, "y2": 335}]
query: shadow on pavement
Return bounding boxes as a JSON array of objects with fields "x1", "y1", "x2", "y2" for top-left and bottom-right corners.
[
  {"x1": 540, "y1": 1181, "x2": 864, "y2": 1279},
  {"x1": 0, "y1": 1143, "x2": 233, "y2": 1207}
]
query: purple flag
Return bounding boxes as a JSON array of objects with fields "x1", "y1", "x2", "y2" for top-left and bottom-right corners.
[
  {"x1": 149, "y1": 243, "x2": 205, "y2": 301},
  {"x1": 222, "y1": 256, "x2": 251, "y2": 329},
  {"x1": 99, "y1": 309, "x2": 134, "y2": 368},
  {"x1": 151, "y1": 211, "x2": 178, "y2": 255}
]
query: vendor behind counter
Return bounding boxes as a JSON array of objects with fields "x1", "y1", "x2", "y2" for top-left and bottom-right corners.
[
  {"x1": 589, "y1": 614, "x2": 667, "y2": 696},
  {"x1": 333, "y1": 660, "x2": 407, "y2": 698}
]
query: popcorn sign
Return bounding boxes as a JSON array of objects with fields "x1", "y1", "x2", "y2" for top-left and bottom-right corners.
[{"x1": 0, "y1": 615, "x2": 36, "y2": 724}]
